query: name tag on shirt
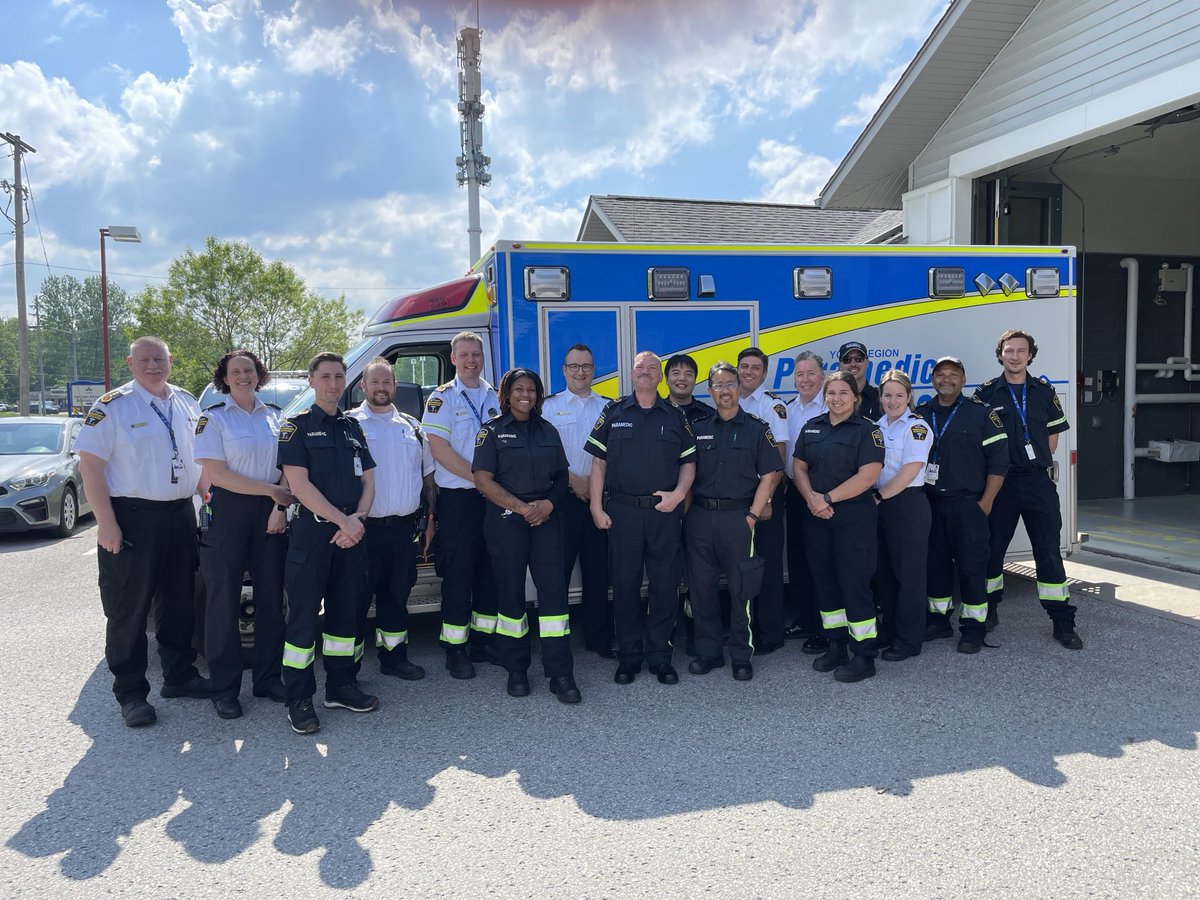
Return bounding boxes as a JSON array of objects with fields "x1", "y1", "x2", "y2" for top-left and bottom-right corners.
[
  {"x1": 1026, "y1": 443, "x2": 1037, "y2": 460},
  {"x1": 925, "y1": 463, "x2": 939, "y2": 485},
  {"x1": 353, "y1": 457, "x2": 363, "y2": 477}
]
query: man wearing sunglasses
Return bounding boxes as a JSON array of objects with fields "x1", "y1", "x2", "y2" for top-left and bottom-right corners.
[{"x1": 837, "y1": 342, "x2": 881, "y2": 421}]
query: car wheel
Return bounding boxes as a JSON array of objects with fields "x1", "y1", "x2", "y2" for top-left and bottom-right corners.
[{"x1": 53, "y1": 485, "x2": 79, "y2": 538}]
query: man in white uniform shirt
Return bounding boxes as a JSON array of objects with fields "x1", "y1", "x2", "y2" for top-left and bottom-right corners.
[
  {"x1": 735, "y1": 346, "x2": 787, "y2": 653},
  {"x1": 542, "y1": 343, "x2": 613, "y2": 658},
  {"x1": 76, "y1": 336, "x2": 209, "y2": 728},
  {"x1": 422, "y1": 331, "x2": 501, "y2": 679},
  {"x1": 350, "y1": 358, "x2": 436, "y2": 680},
  {"x1": 784, "y1": 350, "x2": 829, "y2": 648}
]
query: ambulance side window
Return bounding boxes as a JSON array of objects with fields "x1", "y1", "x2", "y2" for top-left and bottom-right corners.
[{"x1": 346, "y1": 345, "x2": 450, "y2": 419}]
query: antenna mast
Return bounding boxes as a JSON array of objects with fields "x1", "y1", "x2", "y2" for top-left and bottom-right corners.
[{"x1": 456, "y1": 25, "x2": 491, "y2": 267}]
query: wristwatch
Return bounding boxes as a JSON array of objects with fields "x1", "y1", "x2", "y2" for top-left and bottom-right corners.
[
  {"x1": 872, "y1": 489, "x2": 884, "y2": 502},
  {"x1": 275, "y1": 504, "x2": 289, "y2": 512},
  {"x1": 747, "y1": 510, "x2": 761, "y2": 522},
  {"x1": 822, "y1": 492, "x2": 833, "y2": 506}
]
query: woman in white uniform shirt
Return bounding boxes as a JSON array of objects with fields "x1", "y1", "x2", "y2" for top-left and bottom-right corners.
[
  {"x1": 194, "y1": 350, "x2": 294, "y2": 719},
  {"x1": 871, "y1": 370, "x2": 932, "y2": 662}
]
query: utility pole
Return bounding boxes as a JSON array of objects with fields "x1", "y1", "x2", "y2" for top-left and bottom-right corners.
[
  {"x1": 456, "y1": 26, "x2": 491, "y2": 267},
  {"x1": 1, "y1": 132, "x2": 35, "y2": 415}
]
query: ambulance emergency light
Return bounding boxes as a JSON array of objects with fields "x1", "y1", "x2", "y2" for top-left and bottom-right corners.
[
  {"x1": 647, "y1": 267, "x2": 690, "y2": 300},
  {"x1": 523, "y1": 267, "x2": 570, "y2": 300},
  {"x1": 928, "y1": 267, "x2": 966, "y2": 298},
  {"x1": 793, "y1": 267, "x2": 832, "y2": 299},
  {"x1": 1026, "y1": 267, "x2": 1061, "y2": 298},
  {"x1": 367, "y1": 275, "x2": 478, "y2": 326}
]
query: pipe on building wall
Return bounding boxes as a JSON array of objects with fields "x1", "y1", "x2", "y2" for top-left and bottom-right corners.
[
  {"x1": 1184, "y1": 263, "x2": 1196, "y2": 381},
  {"x1": 1122, "y1": 257, "x2": 1138, "y2": 500}
]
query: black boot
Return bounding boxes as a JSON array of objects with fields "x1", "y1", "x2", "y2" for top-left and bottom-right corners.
[
  {"x1": 812, "y1": 640, "x2": 849, "y2": 673},
  {"x1": 833, "y1": 654, "x2": 876, "y2": 683},
  {"x1": 445, "y1": 647, "x2": 476, "y2": 679},
  {"x1": 1053, "y1": 620, "x2": 1084, "y2": 650},
  {"x1": 924, "y1": 614, "x2": 953, "y2": 641},
  {"x1": 381, "y1": 647, "x2": 426, "y2": 681}
]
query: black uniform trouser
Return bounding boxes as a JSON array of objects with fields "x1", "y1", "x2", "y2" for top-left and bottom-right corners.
[
  {"x1": 803, "y1": 496, "x2": 879, "y2": 658},
  {"x1": 484, "y1": 503, "x2": 574, "y2": 677},
  {"x1": 987, "y1": 469, "x2": 1075, "y2": 623},
  {"x1": 685, "y1": 506, "x2": 756, "y2": 662},
  {"x1": 282, "y1": 512, "x2": 368, "y2": 701},
  {"x1": 927, "y1": 495, "x2": 989, "y2": 638},
  {"x1": 434, "y1": 488, "x2": 497, "y2": 647},
  {"x1": 360, "y1": 515, "x2": 418, "y2": 670},
  {"x1": 751, "y1": 482, "x2": 786, "y2": 647},
  {"x1": 98, "y1": 497, "x2": 200, "y2": 705},
  {"x1": 199, "y1": 489, "x2": 286, "y2": 700},
  {"x1": 875, "y1": 488, "x2": 930, "y2": 655},
  {"x1": 560, "y1": 494, "x2": 612, "y2": 652},
  {"x1": 784, "y1": 483, "x2": 819, "y2": 633},
  {"x1": 607, "y1": 501, "x2": 683, "y2": 668}
]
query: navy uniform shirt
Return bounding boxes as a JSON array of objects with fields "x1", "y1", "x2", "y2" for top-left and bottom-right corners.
[
  {"x1": 974, "y1": 375, "x2": 1069, "y2": 470},
  {"x1": 674, "y1": 397, "x2": 715, "y2": 430},
  {"x1": 859, "y1": 383, "x2": 881, "y2": 422},
  {"x1": 792, "y1": 413, "x2": 885, "y2": 498},
  {"x1": 690, "y1": 407, "x2": 783, "y2": 501},
  {"x1": 472, "y1": 412, "x2": 569, "y2": 505},
  {"x1": 277, "y1": 404, "x2": 376, "y2": 510},
  {"x1": 585, "y1": 395, "x2": 697, "y2": 495},
  {"x1": 914, "y1": 395, "x2": 1009, "y2": 499}
]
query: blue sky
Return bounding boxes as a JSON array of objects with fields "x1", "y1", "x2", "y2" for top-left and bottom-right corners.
[{"x1": 0, "y1": 0, "x2": 947, "y2": 321}]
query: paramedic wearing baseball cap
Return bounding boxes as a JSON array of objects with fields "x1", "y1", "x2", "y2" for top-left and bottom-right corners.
[{"x1": 837, "y1": 342, "x2": 881, "y2": 421}]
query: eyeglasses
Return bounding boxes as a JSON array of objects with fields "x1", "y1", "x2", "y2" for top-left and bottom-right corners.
[
  {"x1": 840, "y1": 355, "x2": 867, "y2": 364},
  {"x1": 565, "y1": 363, "x2": 595, "y2": 372},
  {"x1": 709, "y1": 381, "x2": 738, "y2": 391}
]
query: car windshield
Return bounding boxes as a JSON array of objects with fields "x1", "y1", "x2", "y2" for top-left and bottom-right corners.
[
  {"x1": 0, "y1": 422, "x2": 65, "y2": 455},
  {"x1": 198, "y1": 378, "x2": 310, "y2": 413}
]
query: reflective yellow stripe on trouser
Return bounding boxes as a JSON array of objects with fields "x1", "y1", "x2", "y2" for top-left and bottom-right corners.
[
  {"x1": 987, "y1": 574, "x2": 1004, "y2": 594},
  {"x1": 322, "y1": 633, "x2": 356, "y2": 657},
  {"x1": 282, "y1": 642, "x2": 315, "y2": 670},
  {"x1": 471, "y1": 613, "x2": 498, "y2": 635},
  {"x1": 960, "y1": 602, "x2": 988, "y2": 622},
  {"x1": 441, "y1": 622, "x2": 469, "y2": 644},
  {"x1": 846, "y1": 617, "x2": 878, "y2": 642},
  {"x1": 376, "y1": 628, "x2": 409, "y2": 650},
  {"x1": 927, "y1": 596, "x2": 953, "y2": 615},
  {"x1": 539, "y1": 615, "x2": 570, "y2": 638},
  {"x1": 821, "y1": 608, "x2": 848, "y2": 630},
  {"x1": 496, "y1": 613, "x2": 529, "y2": 638},
  {"x1": 1037, "y1": 581, "x2": 1070, "y2": 602}
]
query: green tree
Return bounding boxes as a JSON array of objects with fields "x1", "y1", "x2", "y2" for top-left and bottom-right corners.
[
  {"x1": 32, "y1": 274, "x2": 132, "y2": 389},
  {"x1": 132, "y1": 237, "x2": 362, "y2": 394},
  {"x1": 0, "y1": 317, "x2": 18, "y2": 404}
]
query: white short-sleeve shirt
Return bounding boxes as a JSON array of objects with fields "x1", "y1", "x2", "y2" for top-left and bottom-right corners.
[
  {"x1": 541, "y1": 389, "x2": 608, "y2": 478},
  {"x1": 739, "y1": 384, "x2": 786, "y2": 452},
  {"x1": 349, "y1": 403, "x2": 434, "y2": 517},
  {"x1": 74, "y1": 381, "x2": 201, "y2": 500},
  {"x1": 193, "y1": 396, "x2": 285, "y2": 484},
  {"x1": 874, "y1": 410, "x2": 932, "y2": 491},
  {"x1": 786, "y1": 393, "x2": 826, "y2": 464}
]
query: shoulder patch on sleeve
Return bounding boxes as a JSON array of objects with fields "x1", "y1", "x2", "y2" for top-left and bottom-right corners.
[
  {"x1": 910, "y1": 423, "x2": 928, "y2": 440},
  {"x1": 425, "y1": 396, "x2": 443, "y2": 414},
  {"x1": 773, "y1": 403, "x2": 787, "y2": 419},
  {"x1": 764, "y1": 424, "x2": 779, "y2": 448},
  {"x1": 83, "y1": 408, "x2": 106, "y2": 427},
  {"x1": 475, "y1": 427, "x2": 489, "y2": 448},
  {"x1": 872, "y1": 429, "x2": 885, "y2": 449},
  {"x1": 1052, "y1": 394, "x2": 1063, "y2": 411},
  {"x1": 278, "y1": 422, "x2": 298, "y2": 443},
  {"x1": 593, "y1": 410, "x2": 608, "y2": 431},
  {"x1": 989, "y1": 410, "x2": 1004, "y2": 429},
  {"x1": 195, "y1": 416, "x2": 209, "y2": 435}
]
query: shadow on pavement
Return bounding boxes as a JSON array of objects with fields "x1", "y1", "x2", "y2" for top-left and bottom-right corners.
[{"x1": 8, "y1": 583, "x2": 1200, "y2": 888}]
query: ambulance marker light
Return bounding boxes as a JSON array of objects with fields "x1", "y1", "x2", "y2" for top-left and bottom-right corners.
[
  {"x1": 648, "y1": 267, "x2": 690, "y2": 300},
  {"x1": 1026, "y1": 267, "x2": 1061, "y2": 298},
  {"x1": 998, "y1": 273, "x2": 1020, "y2": 296},
  {"x1": 793, "y1": 267, "x2": 832, "y2": 299},
  {"x1": 974, "y1": 274, "x2": 996, "y2": 295},
  {"x1": 368, "y1": 276, "x2": 478, "y2": 326},
  {"x1": 524, "y1": 267, "x2": 570, "y2": 300},
  {"x1": 928, "y1": 267, "x2": 965, "y2": 298}
]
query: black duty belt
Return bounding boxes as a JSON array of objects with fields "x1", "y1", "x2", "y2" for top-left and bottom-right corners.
[
  {"x1": 693, "y1": 495, "x2": 755, "y2": 511},
  {"x1": 366, "y1": 513, "x2": 416, "y2": 527},
  {"x1": 302, "y1": 503, "x2": 357, "y2": 522},
  {"x1": 1007, "y1": 467, "x2": 1049, "y2": 477},
  {"x1": 112, "y1": 497, "x2": 192, "y2": 511},
  {"x1": 607, "y1": 491, "x2": 660, "y2": 508}
]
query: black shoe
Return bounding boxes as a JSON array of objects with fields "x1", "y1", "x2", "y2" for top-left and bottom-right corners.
[
  {"x1": 957, "y1": 636, "x2": 983, "y2": 654},
  {"x1": 924, "y1": 619, "x2": 954, "y2": 641},
  {"x1": 121, "y1": 699, "x2": 156, "y2": 728},
  {"x1": 288, "y1": 698, "x2": 320, "y2": 735},
  {"x1": 381, "y1": 659, "x2": 426, "y2": 681},
  {"x1": 876, "y1": 636, "x2": 894, "y2": 651},
  {"x1": 549, "y1": 676, "x2": 582, "y2": 704},
  {"x1": 1053, "y1": 622, "x2": 1084, "y2": 650},
  {"x1": 446, "y1": 648, "x2": 476, "y2": 680},
  {"x1": 755, "y1": 640, "x2": 785, "y2": 656},
  {"x1": 813, "y1": 643, "x2": 849, "y2": 673},
  {"x1": 506, "y1": 671, "x2": 531, "y2": 697},
  {"x1": 882, "y1": 646, "x2": 919, "y2": 662},
  {"x1": 469, "y1": 642, "x2": 502, "y2": 666},
  {"x1": 834, "y1": 655, "x2": 876, "y2": 683},
  {"x1": 212, "y1": 697, "x2": 243, "y2": 720},
  {"x1": 323, "y1": 682, "x2": 380, "y2": 713},
  {"x1": 801, "y1": 636, "x2": 830, "y2": 655},
  {"x1": 649, "y1": 663, "x2": 679, "y2": 685},
  {"x1": 252, "y1": 682, "x2": 288, "y2": 703},
  {"x1": 732, "y1": 662, "x2": 753, "y2": 681},
  {"x1": 986, "y1": 605, "x2": 999, "y2": 633},
  {"x1": 160, "y1": 675, "x2": 210, "y2": 699},
  {"x1": 614, "y1": 663, "x2": 639, "y2": 685},
  {"x1": 784, "y1": 623, "x2": 811, "y2": 640},
  {"x1": 688, "y1": 656, "x2": 725, "y2": 675}
]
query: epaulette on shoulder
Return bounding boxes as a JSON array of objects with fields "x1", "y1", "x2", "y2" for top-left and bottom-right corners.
[
  {"x1": 1037, "y1": 374, "x2": 1052, "y2": 386},
  {"x1": 265, "y1": 402, "x2": 282, "y2": 410},
  {"x1": 981, "y1": 377, "x2": 996, "y2": 388},
  {"x1": 202, "y1": 401, "x2": 225, "y2": 412},
  {"x1": 971, "y1": 395, "x2": 986, "y2": 404},
  {"x1": 746, "y1": 411, "x2": 768, "y2": 426},
  {"x1": 764, "y1": 390, "x2": 783, "y2": 400},
  {"x1": 98, "y1": 387, "x2": 131, "y2": 404},
  {"x1": 174, "y1": 385, "x2": 197, "y2": 400},
  {"x1": 434, "y1": 382, "x2": 453, "y2": 393}
]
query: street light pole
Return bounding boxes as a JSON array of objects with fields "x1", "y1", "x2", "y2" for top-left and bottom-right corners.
[{"x1": 98, "y1": 225, "x2": 141, "y2": 390}]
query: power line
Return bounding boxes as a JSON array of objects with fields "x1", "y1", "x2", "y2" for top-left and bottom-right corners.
[{"x1": 21, "y1": 156, "x2": 54, "y2": 279}]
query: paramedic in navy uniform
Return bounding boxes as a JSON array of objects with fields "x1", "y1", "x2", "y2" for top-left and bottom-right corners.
[
  {"x1": 974, "y1": 329, "x2": 1081, "y2": 649},
  {"x1": 836, "y1": 341, "x2": 881, "y2": 421},
  {"x1": 194, "y1": 350, "x2": 292, "y2": 720},
  {"x1": 587, "y1": 351, "x2": 696, "y2": 686},
  {"x1": 792, "y1": 371, "x2": 885, "y2": 683},
  {"x1": 277, "y1": 352, "x2": 378, "y2": 736},
  {"x1": 473, "y1": 368, "x2": 581, "y2": 703},
  {"x1": 349, "y1": 357, "x2": 436, "y2": 681},
  {"x1": 542, "y1": 344, "x2": 614, "y2": 659},
  {"x1": 422, "y1": 331, "x2": 501, "y2": 679},
  {"x1": 685, "y1": 362, "x2": 783, "y2": 682},
  {"x1": 76, "y1": 335, "x2": 209, "y2": 728},
  {"x1": 735, "y1": 347, "x2": 788, "y2": 653},
  {"x1": 871, "y1": 370, "x2": 932, "y2": 662}
]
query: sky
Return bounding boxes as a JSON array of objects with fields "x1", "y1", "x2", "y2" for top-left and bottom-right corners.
[{"x1": 0, "y1": 0, "x2": 949, "y2": 322}]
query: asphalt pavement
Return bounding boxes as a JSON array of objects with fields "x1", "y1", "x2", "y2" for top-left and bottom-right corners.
[{"x1": 1, "y1": 520, "x2": 1198, "y2": 898}]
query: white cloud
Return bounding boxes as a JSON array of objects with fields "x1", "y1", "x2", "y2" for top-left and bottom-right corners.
[
  {"x1": 262, "y1": 5, "x2": 368, "y2": 77},
  {"x1": 837, "y1": 62, "x2": 908, "y2": 129},
  {"x1": 121, "y1": 71, "x2": 188, "y2": 125},
  {"x1": 52, "y1": 0, "x2": 103, "y2": 26},
  {"x1": 749, "y1": 139, "x2": 836, "y2": 205}
]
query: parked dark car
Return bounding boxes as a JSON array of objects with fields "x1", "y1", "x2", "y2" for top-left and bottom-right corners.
[{"x1": 0, "y1": 417, "x2": 92, "y2": 536}]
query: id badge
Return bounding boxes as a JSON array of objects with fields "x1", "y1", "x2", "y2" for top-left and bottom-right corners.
[
  {"x1": 171, "y1": 455, "x2": 185, "y2": 473},
  {"x1": 353, "y1": 455, "x2": 363, "y2": 477},
  {"x1": 1025, "y1": 443, "x2": 1037, "y2": 461},
  {"x1": 925, "y1": 463, "x2": 939, "y2": 485}
]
